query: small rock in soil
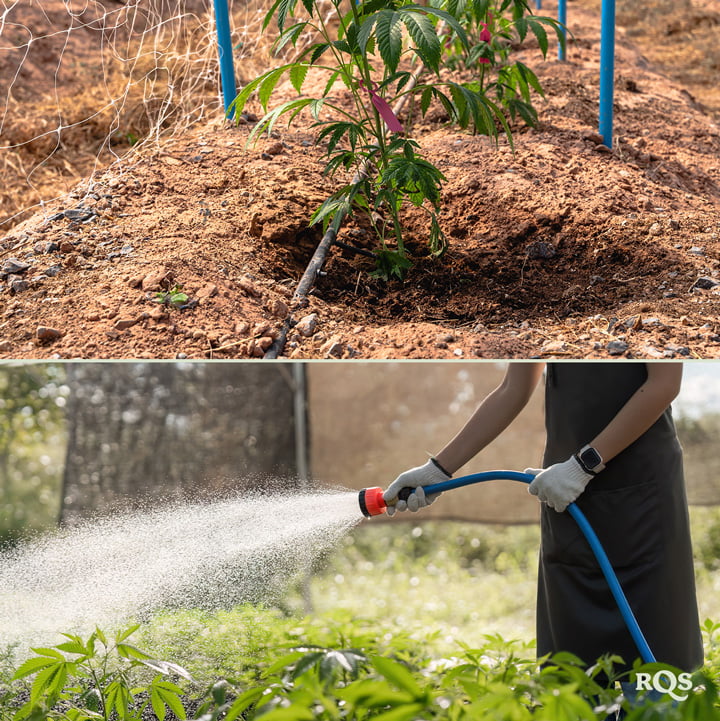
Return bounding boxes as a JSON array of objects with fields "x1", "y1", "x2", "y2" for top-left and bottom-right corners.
[
  {"x1": 10, "y1": 279, "x2": 29, "y2": 293},
  {"x1": 264, "y1": 142, "x2": 284, "y2": 156},
  {"x1": 270, "y1": 298, "x2": 289, "y2": 319},
  {"x1": 689, "y1": 246, "x2": 705, "y2": 255},
  {"x1": 253, "y1": 322, "x2": 272, "y2": 337},
  {"x1": 1, "y1": 258, "x2": 30, "y2": 276},
  {"x1": 45, "y1": 264, "x2": 63, "y2": 277},
  {"x1": 261, "y1": 153, "x2": 274, "y2": 161},
  {"x1": 0, "y1": 340, "x2": 12, "y2": 352},
  {"x1": 606, "y1": 340, "x2": 629, "y2": 355},
  {"x1": 526, "y1": 241, "x2": 557, "y2": 260},
  {"x1": 296, "y1": 313, "x2": 319, "y2": 337},
  {"x1": 542, "y1": 340, "x2": 568, "y2": 354},
  {"x1": 36, "y1": 326, "x2": 62, "y2": 342},
  {"x1": 238, "y1": 276, "x2": 262, "y2": 297},
  {"x1": 257, "y1": 336, "x2": 274, "y2": 352},
  {"x1": 196, "y1": 283, "x2": 218, "y2": 301},
  {"x1": 141, "y1": 267, "x2": 170, "y2": 291},
  {"x1": 114, "y1": 318, "x2": 139, "y2": 330},
  {"x1": 691, "y1": 276, "x2": 719, "y2": 291},
  {"x1": 321, "y1": 337, "x2": 344, "y2": 358},
  {"x1": 642, "y1": 345, "x2": 665, "y2": 358}
]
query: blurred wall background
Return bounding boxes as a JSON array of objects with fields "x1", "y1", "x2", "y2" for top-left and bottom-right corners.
[{"x1": 1, "y1": 361, "x2": 719, "y2": 543}]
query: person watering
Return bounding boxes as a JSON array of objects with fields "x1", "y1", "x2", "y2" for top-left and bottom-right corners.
[{"x1": 384, "y1": 362, "x2": 703, "y2": 682}]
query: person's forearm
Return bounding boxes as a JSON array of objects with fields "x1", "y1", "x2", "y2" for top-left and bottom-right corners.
[
  {"x1": 590, "y1": 363, "x2": 683, "y2": 463},
  {"x1": 434, "y1": 363, "x2": 545, "y2": 474}
]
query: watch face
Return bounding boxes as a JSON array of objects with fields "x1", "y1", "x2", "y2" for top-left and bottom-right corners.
[{"x1": 581, "y1": 447, "x2": 602, "y2": 468}]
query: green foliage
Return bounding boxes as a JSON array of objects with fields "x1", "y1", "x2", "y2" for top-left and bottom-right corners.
[
  {"x1": 440, "y1": 0, "x2": 566, "y2": 125},
  {"x1": 154, "y1": 284, "x2": 190, "y2": 309},
  {"x1": 229, "y1": 0, "x2": 559, "y2": 278},
  {"x1": 5, "y1": 626, "x2": 190, "y2": 721},
  {"x1": 4, "y1": 611, "x2": 720, "y2": 721},
  {"x1": 0, "y1": 365, "x2": 67, "y2": 545}
]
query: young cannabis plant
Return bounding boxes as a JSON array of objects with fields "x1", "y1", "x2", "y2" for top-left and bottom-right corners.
[
  {"x1": 442, "y1": 0, "x2": 567, "y2": 127},
  {"x1": 229, "y1": 0, "x2": 514, "y2": 279}
]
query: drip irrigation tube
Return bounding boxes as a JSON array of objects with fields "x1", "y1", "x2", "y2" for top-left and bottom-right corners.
[{"x1": 362, "y1": 471, "x2": 657, "y2": 664}]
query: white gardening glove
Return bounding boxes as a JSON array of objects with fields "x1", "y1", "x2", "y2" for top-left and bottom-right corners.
[
  {"x1": 525, "y1": 456, "x2": 593, "y2": 512},
  {"x1": 383, "y1": 459, "x2": 450, "y2": 517}
]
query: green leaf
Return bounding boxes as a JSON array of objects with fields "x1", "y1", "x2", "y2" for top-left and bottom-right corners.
[
  {"x1": 141, "y1": 659, "x2": 192, "y2": 680},
  {"x1": 29, "y1": 648, "x2": 64, "y2": 660},
  {"x1": 156, "y1": 687, "x2": 186, "y2": 720},
  {"x1": 401, "y1": 11, "x2": 441, "y2": 74},
  {"x1": 117, "y1": 643, "x2": 151, "y2": 661},
  {"x1": 420, "y1": 85, "x2": 433, "y2": 116},
  {"x1": 289, "y1": 63, "x2": 309, "y2": 94},
  {"x1": 224, "y1": 687, "x2": 266, "y2": 721},
  {"x1": 150, "y1": 689, "x2": 166, "y2": 721},
  {"x1": 273, "y1": 22, "x2": 308, "y2": 55},
  {"x1": 12, "y1": 656, "x2": 57, "y2": 680},
  {"x1": 371, "y1": 657, "x2": 424, "y2": 698},
  {"x1": 370, "y1": 704, "x2": 426, "y2": 721},
  {"x1": 307, "y1": 42, "x2": 330, "y2": 64},
  {"x1": 115, "y1": 625, "x2": 140, "y2": 643},
  {"x1": 527, "y1": 17, "x2": 548, "y2": 57},
  {"x1": 375, "y1": 11, "x2": 403, "y2": 74},
  {"x1": 276, "y1": 0, "x2": 297, "y2": 33}
]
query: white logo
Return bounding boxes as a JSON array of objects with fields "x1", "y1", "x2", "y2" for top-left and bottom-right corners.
[{"x1": 635, "y1": 670, "x2": 693, "y2": 701}]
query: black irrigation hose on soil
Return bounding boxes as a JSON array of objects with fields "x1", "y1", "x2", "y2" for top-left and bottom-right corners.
[{"x1": 264, "y1": 208, "x2": 348, "y2": 359}]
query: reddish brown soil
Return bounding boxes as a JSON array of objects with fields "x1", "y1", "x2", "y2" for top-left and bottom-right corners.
[{"x1": 2, "y1": 0, "x2": 720, "y2": 359}]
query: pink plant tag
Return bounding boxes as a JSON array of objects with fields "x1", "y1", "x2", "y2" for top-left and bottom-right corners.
[
  {"x1": 360, "y1": 80, "x2": 404, "y2": 134},
  {"x1": 479, "y1": 22, "x2": 492, "y2": 63}
]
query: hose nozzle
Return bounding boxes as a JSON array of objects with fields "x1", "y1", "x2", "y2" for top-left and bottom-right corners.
[{"x1": 358, "y1": 487, "x2": 387, "y2": 517}]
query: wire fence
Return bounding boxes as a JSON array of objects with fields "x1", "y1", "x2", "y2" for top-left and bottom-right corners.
[{"x1": 0, "y1": 0, "x2": 276, "y2": 233}]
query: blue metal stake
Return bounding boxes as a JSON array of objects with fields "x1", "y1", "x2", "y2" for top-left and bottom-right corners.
[
  {"x1": 599, "y1": 0, "x2": 616, "y2": 148},
  {"x1": 213, "y1": 0, "x2": 237, "y2": 113},
  {"x1": 558, "y1": 0, "x2": 567, "y2": 61},
  {"x1": 535, "y1": 0, "x2": 541, "y2": 9}
]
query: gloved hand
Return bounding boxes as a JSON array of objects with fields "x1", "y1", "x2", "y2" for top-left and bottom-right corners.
[
  {"x1": 383, "y1": 459, "x2": 450, "y2": 516},
  {"x1": 525, "y1": 456, "x2": 593, "y2": 512}
]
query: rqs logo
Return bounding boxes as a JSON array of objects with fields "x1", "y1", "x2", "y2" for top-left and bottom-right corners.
[{"x1": 635, "y1": 670, "x2": 693, "y2": 701}]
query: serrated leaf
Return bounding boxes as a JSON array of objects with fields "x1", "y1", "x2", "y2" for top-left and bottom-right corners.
[
  {"x1": 289, "y1": 63, "x2": 309, "y2": 94},
  {"x1": 258, "y1": 66, "x2": 292, "y2": 110},
  {"x1": 275, "y1": 0, "x2": 297, "y2": 33},
  {"x1": 29, "y1": 647, "x2": 65, "y2": 660},
  {"x1": 420, "y1": 85, "x2": 433, "y2": 116},
  {"x1": 528, "y1": 17, "x2": 548, "y2": 57},
  {"x1": 273, "y1": 22, "x2": 307, "y2": 55},
  {"x1": 401, "y1": 11, "x2": 441, "y2": 74},
  {"x1": 375, "y1": 11, "x2": 403, "y2": 74},
  {"x1": 12, "y1": 656, "x2": 57, "y2": 680},
  {"x1": 307, "y1": 42, "x2": 330, "y2": 64},
  {"x1": 55, "y1": 641, "x2": 88, "y2": 656},
  {"x1": 150, "y1": 689, "x2": 166, "y2": 721},
  {"x1": 157, "y1": 687, "x2": 186, "y2": 720},
  {"x1": 141, "y1": 659, "x2": 192, "y2": 680}
]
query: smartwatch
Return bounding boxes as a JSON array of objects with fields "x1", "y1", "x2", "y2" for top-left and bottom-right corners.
[{"x1": 575, "y1": 444, "x2": 605, "y2": 475}]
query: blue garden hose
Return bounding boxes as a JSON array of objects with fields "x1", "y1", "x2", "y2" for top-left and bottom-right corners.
[{"x1": 359, "y1": 471, "x2": 656, "y2": 664}]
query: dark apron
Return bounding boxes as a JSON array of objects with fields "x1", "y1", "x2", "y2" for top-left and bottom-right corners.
[{"x1": 537, "y1": 363, "x2": 703, "y2": 673}]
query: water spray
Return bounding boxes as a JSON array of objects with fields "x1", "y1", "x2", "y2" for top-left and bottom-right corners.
[{"x1": 359, "y1": 470, "x2": 656, "y2": 664}]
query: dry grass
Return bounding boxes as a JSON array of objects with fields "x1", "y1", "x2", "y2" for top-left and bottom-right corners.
[{"x1": 0, "y1": 0, "x2": 283, "y2": 232}]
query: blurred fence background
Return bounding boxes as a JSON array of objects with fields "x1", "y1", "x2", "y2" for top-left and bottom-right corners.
[{"x1": 1, "y1": 361, "x2": 720, "y2": 544}]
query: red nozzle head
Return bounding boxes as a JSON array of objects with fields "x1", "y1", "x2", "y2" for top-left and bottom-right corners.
[{"x1": 359, "y1": 487, "x2": 387, "y2": 517}]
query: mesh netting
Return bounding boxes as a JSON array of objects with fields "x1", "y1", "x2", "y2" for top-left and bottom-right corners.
[{"x1": 0, "y1": 0, "x2": 286, "y2": 232}]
